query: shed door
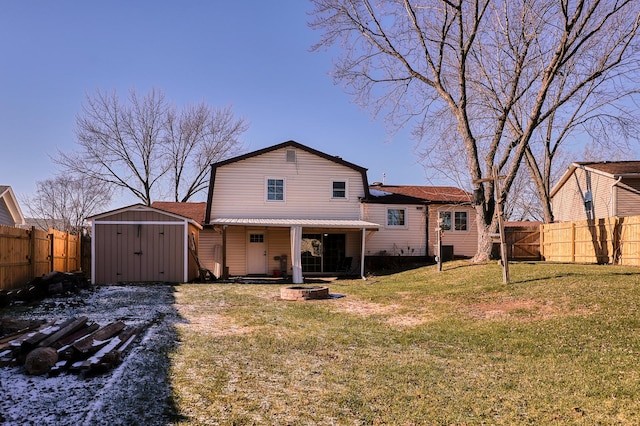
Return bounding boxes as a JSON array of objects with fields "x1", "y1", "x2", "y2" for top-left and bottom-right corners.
[{"x1": 95, "y1": 223, "x2": 184, "y2": 284}]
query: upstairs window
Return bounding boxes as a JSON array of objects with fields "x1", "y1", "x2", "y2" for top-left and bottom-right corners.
[
  {"x1": 332, "y1": 181, "x2": 347, "y2": 199},
  {"x1": 266, "y1": 178, "x2": 284, "y2": 201},
  {"x1": 387, "y1": 208, "x2": 406, "y2": 227}
]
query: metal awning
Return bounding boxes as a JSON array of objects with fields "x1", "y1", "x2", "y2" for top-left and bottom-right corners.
[{"x1": 209, "y1": 217, "x2": 380, "y2": 229}]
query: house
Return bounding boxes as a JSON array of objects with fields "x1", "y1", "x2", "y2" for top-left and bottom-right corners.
[
  {"x1": 365, "y1": 184, "x2": 476, "y2": 259},
  {"x1": 199, "y1": 141, "x2": 477, "y2": 283},
  {"x1": 551, "y1": 161, "x2": 640, "y2": 222},
  {"x1": 0, "y1": 185, "x2": 25, "y2": 227},
  {"x1": 201, "y1": 141, "x2": 380, "y2": 283},
  {"x1": 87, "y1": 204, "x2": 202, "y2": 284}
]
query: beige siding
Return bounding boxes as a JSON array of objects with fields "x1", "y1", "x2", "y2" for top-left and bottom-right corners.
[
  {"x1": 428, "y1": 205, "x2": 478, "y2": 258},
  {"x1": 211, "y1": 147, "x2": 365, "y2": 220},
  {"x1": 199, "y1": 229, "x2": 223, "y2": 277},
  {"x1": 552, "y1": 169, "x2": 617, "y2": 222},
  {"x1": 267, "y1": 228, "x2": 290, "y2": 275},
  {"x1": 362, "y1": 203, "x2": 427, "y2": 256},
  {"x1": 616, "y1": 178, "x2": 640, "y2": 217}
]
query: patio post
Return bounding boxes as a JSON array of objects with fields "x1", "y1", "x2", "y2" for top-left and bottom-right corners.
[{"x1": 290, "y1": 225, "x2": 303, "y2": 283}]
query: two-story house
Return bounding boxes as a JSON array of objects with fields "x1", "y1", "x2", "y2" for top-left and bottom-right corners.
[
  {"x1": 201, "y1": 141, "x2": 380, "y2": 283},
  {"x1": 199, "y1": 141, "x2": 477, "y2": 283}
]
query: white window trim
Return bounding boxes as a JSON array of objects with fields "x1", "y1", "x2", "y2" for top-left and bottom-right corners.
[
  {"x1": 453, "y1": 211, "x2": 470, "y2": 232},
  {"x1": 331, "y1": 180, "x2": 349, "y2": 200},
  {"x1": 265, "y1": 177, "x2": 286, "y2": 202},
  {"x1": 438, "y1": 208, "x2": 470, "y2": 233},
  {"x1": 385, "y1": 207, "x2": 408, "y2": 229}
]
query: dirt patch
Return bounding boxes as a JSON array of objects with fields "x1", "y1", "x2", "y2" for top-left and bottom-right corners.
[
  {"x1": 469, "y1": 298, "x2": 598, "y2": 321},
  {"x1": 331, "y1": 298, "x2": 436, "y2": 328},
  {"x1": 181, "y1": 312, "x2": 257, "y2": 337}
]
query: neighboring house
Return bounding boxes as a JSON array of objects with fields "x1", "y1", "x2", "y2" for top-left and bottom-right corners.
[
  {"x1": 0, "y1": 185, "x2": 25, "y2": 227},
  {"x1": 87, "y1": 204, "x2": 202, "y2": 284},
  {"x1": 551, "y1": 161, "x2": 640, "y2": 222},
  {"x1": 365, "y1": 184, "x2": 477, "y2": 259},
  {"x1": 200, "y1": 141, "x2": 477, "y2": 283}
]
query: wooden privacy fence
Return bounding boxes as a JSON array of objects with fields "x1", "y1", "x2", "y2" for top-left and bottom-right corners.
[
  {"x1": 0, "y1": 225, "x2": 81, "y2": 291},
  {"x1": 541, "y1": 215, "x2": 640, "y2": 266}
]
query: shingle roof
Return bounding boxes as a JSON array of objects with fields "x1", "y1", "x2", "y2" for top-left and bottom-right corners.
[
  {"x1": 151, "y1": 202, "x2": 207, "y2": 224},
  {"x1": 577, "y1": 161, "x2": 640, "y2": 176},
  {"x1": 369, "y1": 185, "x2": 473, "y2": 204}
]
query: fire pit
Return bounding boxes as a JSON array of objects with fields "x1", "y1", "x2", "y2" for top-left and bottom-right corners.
[{"x1": 280, "y1": 286, "x2": 330, "y2": 301}]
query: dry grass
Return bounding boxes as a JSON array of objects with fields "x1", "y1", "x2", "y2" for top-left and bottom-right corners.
[{"x1": 169, "y1": 262, "x2": 640, "y2": 425}]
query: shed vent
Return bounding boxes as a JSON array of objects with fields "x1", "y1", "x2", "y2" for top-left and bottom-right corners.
[{"x1": 286, "y1": 149, "x2": 296, "y2": 163}]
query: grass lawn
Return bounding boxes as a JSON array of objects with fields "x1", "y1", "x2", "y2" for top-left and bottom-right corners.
[{"x1": 169, "y1": 262, "x2": 640, "y2": 425}]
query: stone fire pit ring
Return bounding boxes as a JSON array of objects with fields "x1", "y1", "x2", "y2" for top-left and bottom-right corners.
[{"x1": 280, "y1": 285, "x2": 330, "y2": 301}]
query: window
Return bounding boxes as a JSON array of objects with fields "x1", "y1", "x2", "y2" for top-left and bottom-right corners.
[
  {"x1": 454, "y1": 212, "x2": 468, "y2": 231},
  {"x1": 439, "y1": 210, "x2": 469, "y2": 232},
  {"x1": 332, "y1": 181, "x2": 346, "y2": 199},
  {"x1": 266, "y1": 178, "x2": 284, "y2": 201},
  {"x1": 249, "y1": 234, "x2": 264, "y2": 243},
  {"x1": 387, "y1": 208, "x2": 406, "y2": 227},
  {"x1": 439, "y1": 211, "x2": 452, "y2": 230}
]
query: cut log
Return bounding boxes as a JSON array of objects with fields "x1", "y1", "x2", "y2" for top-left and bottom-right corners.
[{"x1": 24, "y1": 347, "x2": 58, "y2": 375}]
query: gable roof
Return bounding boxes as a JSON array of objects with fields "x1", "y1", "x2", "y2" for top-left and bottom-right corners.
[
  {"x1": 0, "y1": 185, "x2": 26, "y2": 226},
  {"x1": 87, "y1": 203, "x2": 203, "y2": 229},
  {"x1": 368, "y1": 184, "x2": 473, "y2": 204},
  {"x1": 205, "y1": 140, "x2": 371, "y2": 223},
  {"x1": 551, "y1": 161, "x2": 640, "y2": 197},
  {"x1": 151, "y1": 202, "x2": 206, "y2": 224}
]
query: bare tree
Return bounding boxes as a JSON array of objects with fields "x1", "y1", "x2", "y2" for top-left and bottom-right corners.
[
  {"x1": 165, "y1": 104, "x2": 248, "y2": 202},
  {"x1": 22, "y1": 175, "x2": 113, "y2": 234},
  {"x1": 56, "y1": 88, "x2": 247, "y2": 205},
  {"x1": 310, "y1": 0, "x2": 640, "y2": 261}
]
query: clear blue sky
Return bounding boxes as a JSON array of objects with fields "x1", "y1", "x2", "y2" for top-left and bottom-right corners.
[{"x1": 0, "y1": 1, "x2": 433, "y2": 205}]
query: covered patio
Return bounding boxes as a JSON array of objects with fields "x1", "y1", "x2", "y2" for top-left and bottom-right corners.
[{"x1": 209, "y1": 218, "x2": 380, "y2": 283}]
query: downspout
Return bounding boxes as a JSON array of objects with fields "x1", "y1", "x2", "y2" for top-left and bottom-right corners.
[
  {"x1": 610, "y1": 176, "x2": 622, "y2": 264},
  {"x1": 610, "y1": 176, "x2": 622, "y2": 217},
  {"x1": 91, "y1": 220, "x2": 96, "y2": 285},
  {"x1": 360, "y1": 228, "x2": 366, "y2": 280}
]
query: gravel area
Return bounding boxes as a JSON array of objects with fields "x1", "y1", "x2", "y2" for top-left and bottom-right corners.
[{"x1": 0, "y1": 284, "x2": 181, "y2": 426}]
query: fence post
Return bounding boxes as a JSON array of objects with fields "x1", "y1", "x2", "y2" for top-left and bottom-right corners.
[
  {"x1": 29, "y1": 226, "x2": 36, "y2": 281},
  {"x1": 571, "y1": 222, "x2": 576, "y2": 263}
]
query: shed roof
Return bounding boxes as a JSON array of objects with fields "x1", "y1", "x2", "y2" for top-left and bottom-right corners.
[
  {"x1": 368, "y1": 184, "x2": 473, "y2": 204},
  {"x1": 87, "y1": 204, "x2": 203, "y2": 229}
]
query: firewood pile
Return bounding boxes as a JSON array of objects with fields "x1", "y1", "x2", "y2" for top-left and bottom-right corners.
[
  {"x1": 0, "y1": 316, "x2": 140, "y2": 377},
  {"x1": 0, "y1": 271, "x2": 91, "y2": 308}
]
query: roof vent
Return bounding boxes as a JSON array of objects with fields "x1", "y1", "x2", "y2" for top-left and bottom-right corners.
[{"x1": 286, "y1": 149, "x2": 296, "y2": 163}]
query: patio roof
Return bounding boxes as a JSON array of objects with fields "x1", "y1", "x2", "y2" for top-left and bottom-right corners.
[{"x1": 209, "y1": 217, "x2": 380, "y2": 230}]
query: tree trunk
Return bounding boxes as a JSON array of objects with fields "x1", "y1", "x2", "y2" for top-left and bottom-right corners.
[{"x1": 471, "y1": 205, "x2": 497, "y2": 263}]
